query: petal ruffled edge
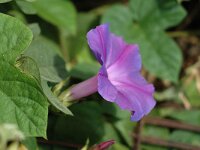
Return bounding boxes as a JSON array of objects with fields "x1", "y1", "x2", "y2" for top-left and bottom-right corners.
[
  {"x1": 86, "y1": 24, "x2": 110, "y2": 64},
  {"x1": 114, "y1": 83, "x2": 156, "y2": 121}
]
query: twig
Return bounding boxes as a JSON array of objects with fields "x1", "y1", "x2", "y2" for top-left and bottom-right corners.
[
  {"x1": 178, "y1": 91, "x2": 191, "y2": 110},
  {"x1": 144, "y1": 117, "x2": 200, "y2": 133},
  {"x1": 133, "y1": 119, "x2": 144, "y2": 150},
  {"x1": 133, "y1": 134, "x2": 200, "y2": 150},
  {"x1": 157, "y1": 101, "x2": 185, "y2": 109},
  {"x1": 37, "y1": 139, "x2": 82, "y2": 149}
]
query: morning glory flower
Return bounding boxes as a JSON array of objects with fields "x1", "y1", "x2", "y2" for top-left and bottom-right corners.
[{"x1": 62, "y1": 24, "x2": 156, "y2": 121}]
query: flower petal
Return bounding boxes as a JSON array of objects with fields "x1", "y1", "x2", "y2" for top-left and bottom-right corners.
[
  {"x1": 105, "y1": 34, "x2": 126, "y2": 68},
  {"x1": 86, "y1": 24, "x2": 110, "y2": 64},
  {"x1": 115, "y1": 83, "x2": 156, "y2": 121},
  {"x1": 98, "y1": 66, "x2": 118, "y2": 102},
  {"x1": 107, "y1": 44, "x2": 142, "y2": 79}
]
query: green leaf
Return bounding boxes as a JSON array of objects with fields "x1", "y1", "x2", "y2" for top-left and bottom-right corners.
[
  {"x1": 129, "y1": 0, "x2": 187, "y2": 29},
  {"x1": 32, "y1": 0, "x2": 77, "y2": 34},
  {"x1": 0, "y1": 13, "x2": 33, "y2": 63},
  {"x1": 101, "y1": 4, "x2": 133, "y2": 36},
  {"x1": 0, "y1": 60, "x2": 48, "y2": 137},
  {"x1": 126, "y1": 26, "x2": 182, "y2": 82},
  {"x1": 25, "y1": 36, "x2": 68, "y2": 82},
  {"x1": 0, "y1": 0, "x2": 12, "y2": 3},
  {"x1": 41, "y1": 80, "x2": 72, "y2": 115}
]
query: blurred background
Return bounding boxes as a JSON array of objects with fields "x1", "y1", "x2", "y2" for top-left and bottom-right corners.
[{"x1": 0, "y1": 0, "x2": 200, "y2": 150}]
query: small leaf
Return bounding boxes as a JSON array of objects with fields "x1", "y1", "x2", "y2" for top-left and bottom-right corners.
[
  {"x1": 16, "y1": 56, "x2": 41, "y2": 83},
  {"x1": 25, "y1": 36, "x2": 68, "y2": 82},
  {"x1": 0, "y1": 13, "x2": 33, "y2": 63},
  {"x1": 41, "y1": 80, "x2": 72, "y2": 115},
  {"x1": 0, "y1": 60, "x2": 48, "y2": 137}
]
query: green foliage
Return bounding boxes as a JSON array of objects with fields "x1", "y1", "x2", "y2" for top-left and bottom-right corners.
[
  {"x1": 129, "y1": 0, "x2": 186, "y2": 29},
  {"x1": 25, "y1": 36, "x2": 68, "y2": 82},
  {"x1": 0, "y1": 13, "x2": 48, "y2": 138},
  {"x1": 42, "y1": 101, "x2": 132, "y2": 149},
  {"x1": 41, "y1": 80, "x2": 72, "y2": 115},
  {"x1": 170, "y1": 130, "x2": 200, "y2": 146},
  {"x1": 1, "y1": 0, "x2": 198, "y2": 149},
  {"x1": 31, "y1": 0, "x2": 77, "y2": 34},
  {"x1": 0, "y1": 60, "x2": 48, "y2": 137},
  {"x1": 0, "y1": 13, "x2": 32, "y2": 63},
  {"x1": 70, "y1": 63, "x2": 100, "y2": 80},
  {"x1": 16, "y1": 56, "x2": 41, "y2": 83}
]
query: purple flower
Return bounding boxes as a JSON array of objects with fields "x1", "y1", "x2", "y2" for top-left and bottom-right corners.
[{"x1": 64, "y1": 24, "x2": 156, "y2": 121}]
